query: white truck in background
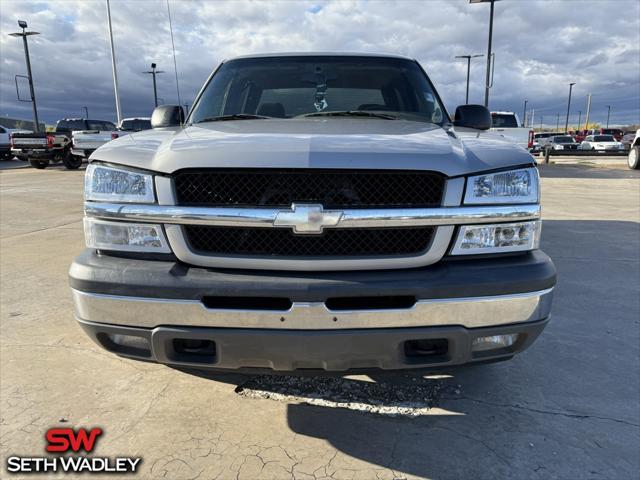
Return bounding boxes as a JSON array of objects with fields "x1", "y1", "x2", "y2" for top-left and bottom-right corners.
[
  {"x1": 72, "y1": 118, "x2": 151, "y2": 159},
  {"x1": 490, "y1": 111, "x2": 534, "y2": 152}
]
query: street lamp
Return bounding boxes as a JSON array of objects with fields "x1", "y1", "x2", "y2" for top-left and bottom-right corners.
[
  {"x1": 577, "y1": 110, "x2": 581, "y2": 131},
  {"x1": 8, "y1": 20, "x2": 40, "y2": 132},
  {"x1": 523, "y1": 99, "x2": 528, "y2": 127},
  {"x1": 143, "y1": 62, "x2": 165, "y2": 107},
  {"x1": 564, "y1": 82, "x2": 575, "y2": 134},
  {"x1": 455, "y1": 54, "x2": 484, "y2": 104},
  {"x1": 606, "y1": 105, "x2": 611, "y2": 128},
  {"x1": 470, "y1": 0, "x2": 501, "y2": 107},
  {"x1": 82, "y1": 106, "x2": 89, "y2": 118}
]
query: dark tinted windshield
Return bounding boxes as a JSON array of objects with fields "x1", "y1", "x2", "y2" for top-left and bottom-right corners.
[
  {"x1": 553, "y1": 136, "x2": 574, "y2": 143},
  {"x1": 87, "y1": 120, "x2": 116, "y2": 131},
  {"x1": 594, "y1": 135, "x2": 615, "y2": 142},
  {"x1": 491, "y1": 114, "x2": 519, "y2": 128},
  {"x1": 120, "y1": 119, "x2": 151, "y2": 131},
  {"x1": 57, "y1": 119, "x2": 86, "y2": 131},
  {"x1": 190, "y1": 56, "x2": 447, "y2": 124}
]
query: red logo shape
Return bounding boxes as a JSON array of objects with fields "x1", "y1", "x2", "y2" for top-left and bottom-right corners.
[{"x1": 46, "y1": 427, "x2": 103, "y2": 453}]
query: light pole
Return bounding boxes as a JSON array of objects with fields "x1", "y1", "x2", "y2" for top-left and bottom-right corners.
[
  {"x1": 606, "y1": 105, "x2": 611, "y2": 128},
  {"x1": 106, "y1": 0, "x2": 122, "y2": 124},
  {"x1": 82, "y1": 106, "x2": 89, "y2": 118},
  {"x1": 455, "y1": 54, "x2": 484, "y2": 104},
  {"x1": 8, "y1": 20, "x2": 40, "y2": 132},
  {"x1": 577, "y1": 110, "x2": 581, "y2": 132},
  {"x1": 564, "y1": 82, "x2": 575, "y2": 134},
  {"x1": 143, "y1": 63, "x2": 165, "y2": 107},
  {"x1": 539, "y1": 116, "x2": 543, "y2": 131},
  {"x1": 523, "y1": 99, "x2": 528, "y2": 127},
  {"x1": 556, "y1": 113, "x2": 560, "y2": 133},
  {"x1": 584, "y1": 93, "x2": 592, "y2": 131},
  {"x1": 470, "y1": 0, "x2": 501, "y2": 107}
]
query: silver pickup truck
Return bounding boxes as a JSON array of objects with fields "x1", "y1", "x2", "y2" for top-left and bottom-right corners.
[{"x1": 70, "y1": 53, "x2": 555, "y2": 373}]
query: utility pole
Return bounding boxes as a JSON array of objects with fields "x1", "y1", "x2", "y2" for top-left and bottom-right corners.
[
  {"x1": 455, "y1": 54, "x2": 483, "y2": 104},
  {"x1": 82, "y1": 106, "x2": 89, "y2": 118},
  {"x1": 522, "y1": 99, "x2": 528, "y2": 127},
  {"x1": 584, "y1": 93, "x2": 592, "y2": 131},
  {"x1": 577, "y1": 110, "x2": 582, "y2": 131},
  {"x1": 106, "y1": 0, "x2": 122, "y2": 124},
  {"x1": 143, "y1": 63, "x2": 165, "y2": 107},
  {"x1": 8, "y1": 20, "x2": 40, "y2": 132},
  {"x1": 606, "y1": 105, "x2": 611, "y2": 128},
  {"x1": 470, "y1": 1, "x2": 500, "y2": 107},
  {"x1": 564, "y1": 82, "x2": 575, "y2": 134}
]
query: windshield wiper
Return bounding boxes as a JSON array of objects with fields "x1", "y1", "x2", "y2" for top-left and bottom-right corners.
[
  {"x1": 301, "y1": 110, "x2": 397, "y2": 120},
  {"x1": 194, "y1": 114, "x2": 269, "y2": 123}
]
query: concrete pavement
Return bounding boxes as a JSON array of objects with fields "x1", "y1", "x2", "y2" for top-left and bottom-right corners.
[{"x1": 1, "y1": 163, "x2": 638, "y2": 479}]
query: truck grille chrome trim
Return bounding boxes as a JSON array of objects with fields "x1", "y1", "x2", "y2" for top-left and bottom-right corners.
[
  {"x1": 84, "y1": 202, "x2": 541, "y2": 228},
  {"x1": 72, "y1": 288, "x2": 554, "y2": 330}
]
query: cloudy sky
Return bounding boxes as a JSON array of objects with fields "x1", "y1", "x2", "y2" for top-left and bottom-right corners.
[{"x1": 1, "y1": 0, "x2": 638, "y2": 128}]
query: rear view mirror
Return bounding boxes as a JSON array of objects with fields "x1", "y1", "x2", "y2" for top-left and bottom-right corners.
[
  {"x1": 151, "y1": 105, "x2": 184, "y2": 128},
  {"x1": 453, "y1": 104, "x2": 492, "y2": 130}
]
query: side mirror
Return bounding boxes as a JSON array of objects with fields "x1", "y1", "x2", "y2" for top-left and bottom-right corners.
[
  {"x1": 453, "y1": 104, "x2": 492, "y2": 130},
  {"x1": 151, "y1": 105, "x2": 184, "y2": 128}
]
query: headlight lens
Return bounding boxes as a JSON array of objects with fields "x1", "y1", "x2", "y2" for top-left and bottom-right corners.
[
  {"x1": 464, "y1": 167, "x2": 539, "y2": 204},
  {"x1": 85, "y1": 163, "x2": 155, "y2": 203},
  {"x1": 451, "y1": 221, "x2": 541, "y2": 255},
  {"x1": 84, "y1": 218, "x2": 170, "y2": 252}
]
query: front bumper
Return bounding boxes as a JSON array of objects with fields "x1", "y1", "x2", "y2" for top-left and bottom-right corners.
[{"x1": 70, "y1": 250, "x2": 555, "y2": 371}]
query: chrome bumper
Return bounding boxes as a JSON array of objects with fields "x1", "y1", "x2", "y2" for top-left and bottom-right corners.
[{"x1": 72, "y1": 287, "x2": 553, "y2": 330}]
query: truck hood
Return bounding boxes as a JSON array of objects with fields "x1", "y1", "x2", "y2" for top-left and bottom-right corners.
[{"x1": 92, "y1": 118, "x2": 534, "y2": 177}]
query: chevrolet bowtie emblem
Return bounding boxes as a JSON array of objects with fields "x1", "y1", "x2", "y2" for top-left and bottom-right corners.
[{"x1": 274, "y1": 204, "x2": 343, "y2": 234}]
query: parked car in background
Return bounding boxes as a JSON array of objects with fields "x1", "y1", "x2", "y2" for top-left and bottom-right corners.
[
  {"x1": 0, "y1": 125, "x2": 11, "y2": 159},
  {"x1": 547, "y1": 135, "x2": 578, "y2": 151},
  {"x1": 490, "y1": 111, "x2": 534, "y2": 151},
  {"x1": 627, "y1": 130, "x2": 640, "y2": 169},
  {"x1": 11, "y1": 118, "x2": 113, "y2": 169},
  {"x1": 71, "y1": 120, "x2": 118, "y2": 159},
  {"x1": 621, "y1": 131, "x2": 636, "y2": 150},
  {"x1": 72, "y1": 118, "x2": 152, "y2": 159},
  {"x1": 600, "y1": 128, "x2": 623, "y2": 141},
  {"x1": 118, "y1": 117, "x2": 152, "y2": 132},
  {"x1": 579, "y1": 135, "x2": 625, "y2": 152}
]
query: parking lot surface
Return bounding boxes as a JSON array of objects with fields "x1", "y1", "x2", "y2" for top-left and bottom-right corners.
[{"x1": 1, "y1": 162, "x2": 639, "y2": 480}]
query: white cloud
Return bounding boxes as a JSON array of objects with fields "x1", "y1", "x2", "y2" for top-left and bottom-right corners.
[{"x1": 1, "y1": 0, "x2": 638, "y2": 126}]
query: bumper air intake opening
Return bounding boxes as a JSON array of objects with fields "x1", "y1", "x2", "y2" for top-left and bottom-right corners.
[
  {"x1": 326, "y1": 295, "x2": 417, "y2": 311},
  {"x1": 404, "y1": 338, "x2": 449, "y2": 364},
  {"x1": 202, "y1": 296, "x2": 292, "y2": 311},
  {"x1": 97, "y1": 332, "x2": 152, "y2": 359}
]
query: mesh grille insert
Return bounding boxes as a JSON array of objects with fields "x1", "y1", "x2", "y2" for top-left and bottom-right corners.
[
  {"x1": 184, "y1": 226, "x2": 435, "y2": 257},
  {"x1": 174, "y1": 169, "x2": 445, "y2": 208}
]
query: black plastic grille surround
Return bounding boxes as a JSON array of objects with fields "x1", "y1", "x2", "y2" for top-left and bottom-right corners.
[
  {"x1": 173, "y1": 169, "x2": 445, "y2": 208},
  {"x1": 184, "y1": 226, "x2": 435, "y2": 257}
]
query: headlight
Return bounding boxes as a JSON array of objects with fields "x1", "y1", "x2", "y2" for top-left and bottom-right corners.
[
  {"x1": 464, "y1": 167, "x2": 539, "y2": 204},
  {"x1": 85, "y1": 163, "x2": 155, "y2": 203},
  {"x1": 84, "y1": 218, "x2": 170, "y2": 252},
  {"x1": 451, "y1": 221, "x2": 541, "y2": 255}
]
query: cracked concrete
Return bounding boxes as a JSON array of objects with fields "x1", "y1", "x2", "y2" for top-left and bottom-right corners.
[{"x1": 1, "y1": 162, "x2": 639, "y2": 479}]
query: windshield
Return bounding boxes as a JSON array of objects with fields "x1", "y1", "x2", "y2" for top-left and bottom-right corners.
[
  {"x1": 120, "y1": 119, "x2": 151, "y2": 131},
  {"x1": 87, "y1": 121, "x2": 116, "y2": 131},
  {"x1": 553, "y1": 136, "x2": 574, "y2": 143},
  {"x1": 57, "y1": 119, "x2": 86, "y2": 131},
  {"x1": 491, "y1": 114, "x2": 518, "y2": 128},
  {"x1": 594, "y1": 135, "x2": 615, "y2": 142},
  {"x1": 189, "y1": 56, "x2": 447, "y2": 124}
]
